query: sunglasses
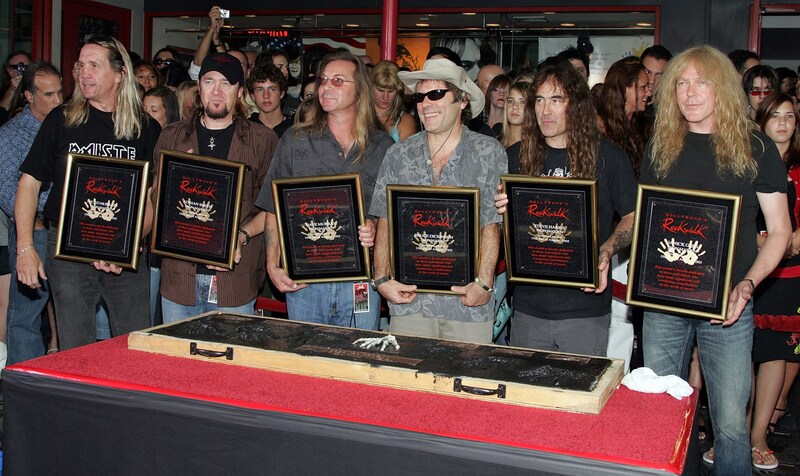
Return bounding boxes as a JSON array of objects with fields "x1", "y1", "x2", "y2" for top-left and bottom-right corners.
[
  {"x1": 319, "y1": 76, "x2": 354, "y2": 87},
  {"x1": 412, "y1": 89, "x2": 449, "y2": 103},
  {"x1": 153, "y1": 58, "x2": 175, "y2": 66},
  {"x1": 750, "y1": 89, "x2": 773, "y2": 97}
]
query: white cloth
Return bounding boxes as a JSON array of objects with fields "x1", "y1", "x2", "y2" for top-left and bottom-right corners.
[
  {"x1": 606, "y1": 252, "x2": 633, "y2": 373},
  {"x1": 621, "y1": 367, "x2": 694, "y2": 399}
]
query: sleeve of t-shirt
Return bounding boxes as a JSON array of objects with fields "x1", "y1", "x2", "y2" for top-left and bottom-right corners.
[
  {"x1": 506, "y1": 142, "x2": 521, "y2": 175},
  {"x1": 188, "y1": 62, "x2": 200, "y2": 81},
  {"x1": 480, "y1": 141, "x2": 508, "y2": 228},
  {"x1": 754, "y1": 134, "x2": 788, "y2": 194},
  {"x1": 368, "y1": 142, "x2": 400, "y2": 219},
  {"x1": 254, "y1": 132, "x2": 294, "y2": 214},
  {"x1": 19, "y1": 109, "x2": 62, "y2": 183},
  {"x1": 602, "y1": 141, "x2": 637, "y2": 216},
  {"x1": 638, "y1": 143, "x2": 657, "y2": 186}
]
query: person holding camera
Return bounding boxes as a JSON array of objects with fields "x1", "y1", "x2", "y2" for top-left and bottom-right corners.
[{"x1": 0, "y1": 51, "x2": 32, "y2": 126}]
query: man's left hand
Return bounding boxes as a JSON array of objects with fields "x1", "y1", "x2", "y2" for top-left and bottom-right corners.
[
  {"x1": 715, "y1": 279, "x2": 754, "y2": 326},
  {"x1": 92, "y1": 260, "x2": 123, "y2": 275},
  {"x1": 583, "y1": 249, "x2": 611, "y2": 293},
  {"x1": 358, "y1": 221, "x2": 376, "y2": 248},
  {"x1": 452, "y1": 282, "x2": 492, "y2": 307}
]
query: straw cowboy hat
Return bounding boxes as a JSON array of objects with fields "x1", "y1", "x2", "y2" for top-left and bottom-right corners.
[{"x1": 399, "y1": 58, "x2": 485, "y2": 117}]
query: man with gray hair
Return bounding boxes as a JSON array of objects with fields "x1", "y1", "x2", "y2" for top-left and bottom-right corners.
[
  {"x1": 16, "y1": 36, "x2": 160, "y2": 351},
  {"x1": 370, "y1": 58, "x2": 507, "y2": 344},
  {"x1": 0, "y1": 61, "x2": 62, "y2": 364}
]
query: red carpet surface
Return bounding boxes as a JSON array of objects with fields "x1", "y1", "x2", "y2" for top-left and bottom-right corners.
[{"x1": 10, "y1": 336, "x2": 695, "y2": 474}]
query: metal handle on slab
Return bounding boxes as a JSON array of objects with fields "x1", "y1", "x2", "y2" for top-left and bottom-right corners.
[
  {"x1": 190, "y1": 342, "x2": 234, "y2": 360},
  {"x1": 453, "y1": 378, "x2": 506, "y2": 399}
]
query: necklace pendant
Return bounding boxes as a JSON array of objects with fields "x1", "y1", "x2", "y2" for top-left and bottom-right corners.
[{"x1": 209, "y1": 137, "x2": 216, "y2": 150}]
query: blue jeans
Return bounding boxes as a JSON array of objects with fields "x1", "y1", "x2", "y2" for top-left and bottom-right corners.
[
  {"x1": 160, "y1": 274, "x2": 255, "y2": 324},
  {"x1": 6, "y1": 226, "x2": 49, "y2": 365},
  {"x1": 46, "y1": 227, "x2": 150, "y2": 350},
  {"x1": 643, "y1": 304, "x2": 753, "y2": 476},
  {"x1": 286, "y1": 282, "x2": 380, "y2": 330}
]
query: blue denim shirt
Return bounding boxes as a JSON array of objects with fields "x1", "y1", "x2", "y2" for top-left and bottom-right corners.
[{"x1": 0, "y1": 106, "x2": 50, "y2": 218}]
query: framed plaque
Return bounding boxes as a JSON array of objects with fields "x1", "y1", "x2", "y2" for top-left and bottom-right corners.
[
  {"x1": 272, "y1": 173, "x2": 370, "y2": 284},
  {"x1": 151, "y1": 150, "x2": 244, "y2": 269},
  {"x1": 626, "y1": 185, "x2": 741, "y2": 320},
  {"x1": 55, "y1": 153, "x2": 149, "y2": 270},
  {"x1": 501, "y1": 175, "x2": 599, "y2": 288},
  {"x1": 387, "y1": 185, "x2": 479, "y2": 294}
]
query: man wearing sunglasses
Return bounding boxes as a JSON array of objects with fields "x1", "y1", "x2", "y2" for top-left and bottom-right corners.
[
  {"x1": 258, "y1": 50, "x2": 394, "y2": 331},
  {"x1": 370, "y1": 58, "x2": 507, "y2": 344}
]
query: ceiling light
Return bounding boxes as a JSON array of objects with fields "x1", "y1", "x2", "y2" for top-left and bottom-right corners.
[
  {"x1": 543, "y1": 11, "x2": 556, "y2": 15},
  {"x1": 281, "y1": 24, "x2": 294, "y2": 28},
  {"x1": 245, "y1": 14, "x2": 256, "y2": 18},
  {"x1": 463, "y1": 12, "x2": 476, "y2": 16},
  {"x1": 486, "y1": 23, "x2": 500, "y2": 27},
  {"x1": 416, "y1": 23, "x2": 429, "y2": 27},
  {"x1": 179, "y1": 15, "x2": 189, "y2": 19},
  {"x1": 561, "y1": 23, "x2": 575, "y2": 27},
  {"x1": 636, "y1": 22, "x2": 652, "y2": 27},
  {"x1": 346, "y1": 24, "x2": 359, "y2": 27}
]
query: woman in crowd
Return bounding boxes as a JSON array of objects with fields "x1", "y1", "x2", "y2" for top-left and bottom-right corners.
[
  {"x1": 595, "y1": 57, "x2": 651, "y2": 176},
  {"x1": 133, "y1": 59, "x2": 162, "y2": 92},
  {"x1": 301, "y1": 75, "x2": 317, "y2": 100},
  {"x1": 749, "y1": 92, "x2": 800, "y2": 470},
  {"x1": 370, "y1": 60, "x2": 416, "y2": 142},
  {"x1": 175, "y1": 80, "x2": 198, "y2": 121},
  {"x1": 496, "y1": 81, "x2": 528, "y2": 149},
  {"x1": 486, "y1": 74, "x2": 511, "y2": 133},
  {"x1": 742, "y1": 65, "x2": 779, "y2": 120},
  {"x1": 142, "y1": 86, "x2": 179, "y2": 128}
]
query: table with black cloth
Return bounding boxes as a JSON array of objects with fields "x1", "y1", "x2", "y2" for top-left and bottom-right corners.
[{"x1": 3, "y1": 336, "x2": 697, "y2": 475}]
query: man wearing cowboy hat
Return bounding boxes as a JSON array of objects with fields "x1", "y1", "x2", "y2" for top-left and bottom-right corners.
[{"x1": 370, "y1": 58, "x2": 507, "y2": 344}]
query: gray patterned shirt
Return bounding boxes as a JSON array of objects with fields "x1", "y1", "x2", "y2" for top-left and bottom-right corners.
[{"x1": 370, "y1": 128, "x2": 508, "y2": 322}]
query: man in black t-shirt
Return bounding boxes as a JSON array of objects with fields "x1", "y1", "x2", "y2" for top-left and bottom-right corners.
[
  {"x1": 640, "y1": 45, "x2": 791, "y2": 474},
  {"x1": 495, "y1": 60, "x2": 637, "y2": 357},
  {"x1": 16, "y1": 36, "x2": 160, "y2": 351},
  {"x1": 154, "y1": 53, "x2": 277, "y2": 324}
]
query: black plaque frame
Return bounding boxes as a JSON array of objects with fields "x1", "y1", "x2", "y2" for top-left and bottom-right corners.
[
  {"x1": 626, "y1": 185, "x2": 741, "y2": 320},
  {"x1": 501, "y1": 175, "x2": 599, "y2": 288},
  {"x1": 272, "y1": 173, "x2": 370, "y2": 284},
  {"x1": 55, "y1": 153, "x2": 149, "y2": 270},
  {"x1": 151, "y1": 150, "x2": 244, "y2": 270},
  {"x1": 387, "y1": 185, "x2": 480, "y2": 294}
]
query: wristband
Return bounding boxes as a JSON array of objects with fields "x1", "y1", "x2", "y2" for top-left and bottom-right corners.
[
  {"x1": 17, "y1": 243, "x2": 34, "y2": 256},
  {"x1": 474, "y1": 276, "x2": 494, "y2": 293},
  {"x1": 238, "y1": 228, "x2": 251, "y2": 245},
  {"x1": 371, "y1": 275, "x2": 392, "y2": 291},
  {"x1": 744, "y1": 278, "x2": 756, "y2": 290}
]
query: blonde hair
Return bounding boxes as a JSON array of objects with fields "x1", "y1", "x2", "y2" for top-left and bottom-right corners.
[
  {"x1": 65, "y1": 36, "x2": 147, "y2": 140},
  {"x1": 651, "y1": 45, "x2": 756, "y2": 180},
  {"x1": 371, "y1": 60, "x2": 405, "y2": 128}
]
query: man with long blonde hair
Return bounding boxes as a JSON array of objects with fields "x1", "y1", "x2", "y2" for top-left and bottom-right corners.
[
  {"x1": 15, "y1": 35, "x2": 160, "y2": 351},
  {"x1": 257, "y1": 50, "x2": 393, "y2": 330},
  {"x1": 641, "y1": 45, "x2": 791, "y2": 474}
]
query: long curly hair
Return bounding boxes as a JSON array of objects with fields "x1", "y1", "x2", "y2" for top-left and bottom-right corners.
[
  {"x1": 296, "y1": 50, "x2": 382, "y2": 163},
  {"x1": 65, "y1": 35, "x2": 147, "y2": 140},
  {"x1": 519, "y1": 60, "x2": 598, "y2": 179},
  {"x1": 756, "y1": 92, "x2": 800, "y2": 171},
  {"x1": 596, "y1": 58, "x2": 651, "y2": 177},
  {"x1": 651, "y1": 45, "x2": 756, "y2": 181}
]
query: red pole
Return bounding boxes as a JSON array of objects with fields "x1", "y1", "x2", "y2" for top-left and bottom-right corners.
[
  {"x1": 748, "y1": 0, "x2": 761, "y2": 53},
  {"x1": 381, "y1": 0, "x2": 398, "y2": 61}
]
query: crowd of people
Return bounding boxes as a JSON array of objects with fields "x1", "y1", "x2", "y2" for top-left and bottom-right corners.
[{"x1": 0, "y1": 5, "x2": 798, "y2": 473}]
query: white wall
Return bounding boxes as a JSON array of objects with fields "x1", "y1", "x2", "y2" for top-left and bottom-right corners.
[{"x1": 50, "y1": 0, "x2": 145, "y2": 65}]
